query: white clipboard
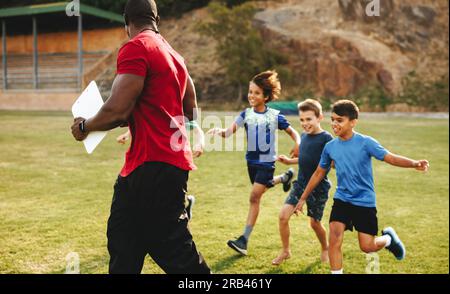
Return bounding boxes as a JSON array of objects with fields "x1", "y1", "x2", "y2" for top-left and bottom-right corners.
[{"x1": 72, "y1": 81, "x2": 107, "y2": 154}]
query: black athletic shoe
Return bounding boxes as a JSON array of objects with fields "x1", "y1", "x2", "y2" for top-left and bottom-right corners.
[
  {"x1": 282, "y1": 168, "x2": 295, "y2": 192},
  {"x1": 227, "y1": 235, "x2": 248, "y2": 256}
]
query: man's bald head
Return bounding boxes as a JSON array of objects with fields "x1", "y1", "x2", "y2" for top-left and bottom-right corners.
[{"x1": 124, "y1": 0, "x2": 159, "y2": 28}]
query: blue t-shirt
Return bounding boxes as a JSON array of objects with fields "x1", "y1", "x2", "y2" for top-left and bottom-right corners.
[
  {"x1": 319, "y1": 132, "x2": 389, "y2": 207},
  {"x1": 298, "y1": 131, "x2": 333, "y2": 191},
  {"x1": 235, "y1": 107, "x2": 290, "y2": 168}
]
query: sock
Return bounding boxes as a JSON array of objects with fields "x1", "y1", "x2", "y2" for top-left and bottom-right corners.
[
  {"x1": 280, "y1": 173, "x2": 289, "y2": 183},
  {"x1": 331, "y1": 269, "x2": 343, "y2": 274},
  {"x1": 378, "y1": 234, "x2": 392, "y2": 248},
  {"x1": 243, "y1": 225, "x2": 253, "y2": 241},
  {"x1": 271, "y1": 175, "x2": 283, "y2": 185}
]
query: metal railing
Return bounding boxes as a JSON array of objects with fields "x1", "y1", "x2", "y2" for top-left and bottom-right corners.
[{"x1": 0, "y1": 52, "x2": 107, "y2": 90}]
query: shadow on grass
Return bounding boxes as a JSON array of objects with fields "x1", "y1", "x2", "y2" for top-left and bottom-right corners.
[
  {"x1": 264, "y1": 266, "x2": 285, "y2": 274},
  {"x1": 211, "y1": 254, "x2": 245, "y2": 273},
  {"x1": 53, "y1": 253, "x2": 249, "y2": 274},
  {"x1": 264, "y1": 259, "x2": 323, "y2": 274},
  {"x1": 50, "y1": 254, "x2": 109, "y2": 274},
  {"x1": 295, "y1": 260, "x2": 323, "y2": 274}
]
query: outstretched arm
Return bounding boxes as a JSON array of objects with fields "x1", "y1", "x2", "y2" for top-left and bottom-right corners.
[
  {"x1": 277, "y1": 155, "x2": 299, "y2": 165},
  {"x1": 284, "y1": 126, "x2": 300, "y2": 158},
  {"x1": 207, "y1": 122, "x2": 239, "y2": 138},
  {"x1": 294, "y1": 166, "x2": 327, "y2": 214},
  {"x1": 384, "y1": 152, "x2": 429, "y2": 171}
]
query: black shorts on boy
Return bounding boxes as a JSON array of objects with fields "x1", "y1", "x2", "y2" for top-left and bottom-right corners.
[
  {"x1": 247, "y1": 164, "x2": 275, "y2": 188},
  {"x1": 329, "y1": 199, "x2": 378, "y2": 236}
]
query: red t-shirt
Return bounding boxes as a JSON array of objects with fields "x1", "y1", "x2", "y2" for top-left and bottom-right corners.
[{"x1": 117, "y1": 30, "x2": 196, "y2": 177}]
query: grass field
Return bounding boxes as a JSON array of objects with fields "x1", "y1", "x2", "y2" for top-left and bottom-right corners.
[{"x1": 0, "y1": 111, "x2": 448, "y2": 274}]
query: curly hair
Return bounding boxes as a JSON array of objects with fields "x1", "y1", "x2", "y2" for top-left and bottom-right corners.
[{"x1": 251, "y1": 70, "x2": 281, "y2": 102}]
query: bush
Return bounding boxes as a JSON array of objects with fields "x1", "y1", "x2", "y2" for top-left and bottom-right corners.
[
  {"x1": 302, "y1": 83, "x2": 393, "y2": 112},
  {"x1": 353, "y1": 83, "x2": 393, "y2": 111},
  {"x1": 313, "y1": 72, "x2": 449, "y2": 112},
  {"x1": 398, "y1": 72, "x2": 449, "y2": 112},
  {"x1": 197, "y1": 1, "x2": 289, "y2": 102}
]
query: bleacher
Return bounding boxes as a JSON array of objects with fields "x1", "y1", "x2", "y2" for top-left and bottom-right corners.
[{"x1": 0, "y1": 52, "x2": 107, "y2": 90}]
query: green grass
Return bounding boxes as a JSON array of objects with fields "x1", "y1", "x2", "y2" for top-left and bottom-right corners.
[{"x1": 0, "y1": 111, "x2": 448, "y2": 274}]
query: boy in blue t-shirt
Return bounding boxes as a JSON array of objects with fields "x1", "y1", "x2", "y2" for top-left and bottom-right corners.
[
  {"x1": 208, "y1": 71, "x2": 300, "y2": 256},
  {"x1": 272, "y1": 99, "x2": 333, "y2": 266},
  {"x1": 295, "y1": 100, "x2": 429, "y2": 274}
]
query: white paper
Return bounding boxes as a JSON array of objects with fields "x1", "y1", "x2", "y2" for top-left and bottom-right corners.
[{"x1": 72, "y1": 81, "x2": 107, "y2": 154}]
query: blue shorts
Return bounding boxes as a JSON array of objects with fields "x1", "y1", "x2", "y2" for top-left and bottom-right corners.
[
  {"x1": 285, "y1": 181, "x2": 329, "y2": 221},
  {"x1": 247, "y1": 164, "x2": 275, "y2": 188}
]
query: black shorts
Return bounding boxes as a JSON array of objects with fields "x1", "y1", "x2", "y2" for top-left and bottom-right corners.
[
  {"x1": 329, "y1": 199, "x2": 378, "y2": 236},
  {"x1": 247, "y1": 164, "x2": 275, "y2": 187}
]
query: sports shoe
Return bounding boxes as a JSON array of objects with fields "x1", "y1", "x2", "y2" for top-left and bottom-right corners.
[
  {"x1": 227, "y1": 235, "x2": 248, "y2": 256},
  {"x1": 282, "y1": 168, "x2": 295, "y2": 192},
  {"x1": 186, "y1": 195, "x2": 195, "y2": 220},
  {"x1": 382, "y1": 227, "x2": 406, "y2": 260}
]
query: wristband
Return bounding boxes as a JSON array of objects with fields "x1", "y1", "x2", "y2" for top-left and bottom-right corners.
[
  {"x1": 186, "y1": 120, "x2": 199, "y2": 131},
  {"x1": 79, "y1": 119, "x2": 86, "y2": 133}
]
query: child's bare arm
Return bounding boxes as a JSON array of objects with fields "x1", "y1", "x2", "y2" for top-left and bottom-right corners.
[
  {"x1": 284, "y1": 126, "x2": 300, "y2": 157},
  {"x1": 206, "y1": 122, "x2": 239, "y2": 138},
  {"x1": 116, "y1": 129, "x2": 131, "y2": 144},
  {"x1": 294, "y1": 166, "x2": 327, "y2": 214},
  {"x1": 223, "y1": 122, "x2": 239, "y2": 138},
  {"x1": 384, "y1": 153, "x2": 429, "y2": 171},
  {"x1": 277, "y1": 155, "x2": 298, "y2": 165}
]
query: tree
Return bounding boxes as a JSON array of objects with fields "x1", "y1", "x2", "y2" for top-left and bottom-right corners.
[{"x1": 197, "y1": 1, "x2": 287, "y2": 103}]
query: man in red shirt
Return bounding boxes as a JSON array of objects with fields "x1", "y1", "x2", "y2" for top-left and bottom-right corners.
[{"x1": 71, "y1": 0, "x2": 210, "y2": 274}]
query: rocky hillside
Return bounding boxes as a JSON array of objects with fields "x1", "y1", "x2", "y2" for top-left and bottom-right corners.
[
  {"x1": 253, "y1": 0, "x2": 448, "y2": 99},
  {"x1": 97, "y1": 0, "x2": 448, "y2": 108}
]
